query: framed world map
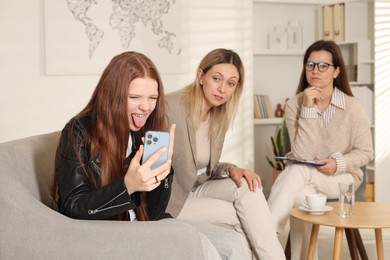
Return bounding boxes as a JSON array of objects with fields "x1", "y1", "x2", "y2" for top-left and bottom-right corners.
[{"x1": 44, "y1": 0, "x2": 189, "y2": 75}]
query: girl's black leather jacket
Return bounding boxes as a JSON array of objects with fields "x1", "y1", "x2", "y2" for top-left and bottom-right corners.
[{"x1": 55, "y1": 115, "x2": 173, "y2": 220}]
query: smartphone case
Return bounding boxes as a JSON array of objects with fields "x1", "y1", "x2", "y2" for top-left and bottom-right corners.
[{"x1": 142, "y1": 131, "x2": 170, "y2": 170}]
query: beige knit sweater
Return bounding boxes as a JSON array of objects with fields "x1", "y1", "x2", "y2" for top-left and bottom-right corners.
[{"x1": 285, "y1": 91, "x2": 374, "y2": 185}]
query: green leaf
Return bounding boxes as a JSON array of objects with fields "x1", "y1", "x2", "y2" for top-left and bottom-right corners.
[
  {"x1": 265, "y1": 119, "x2": 288, "y2": 170},
  {"x1": 271, "y1": 136, "x2": 280, "y2": 156},
  {"x1": 266, "y1": 156, "x2": 275, "y2": 168}
]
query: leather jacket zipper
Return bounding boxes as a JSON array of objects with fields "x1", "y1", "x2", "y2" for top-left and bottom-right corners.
[
  {"x1": 164, "y1": 178, "x2": 169, "y2": 188},
  {"x1": 88, "y1": 190, "x2": 129, "y2": 215}
]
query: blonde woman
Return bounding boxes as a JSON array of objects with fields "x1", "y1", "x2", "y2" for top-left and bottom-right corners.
[{"x1": 166, "y1": 48, "x2": 285, "y2": 260}]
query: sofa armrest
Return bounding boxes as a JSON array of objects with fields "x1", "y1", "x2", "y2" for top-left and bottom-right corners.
[{"x1": 0, "y1": 176, "x2": 208, "y2": 260}]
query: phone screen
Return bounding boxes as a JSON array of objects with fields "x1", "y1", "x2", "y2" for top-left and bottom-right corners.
[{"x1": 142, "y1": 131, "x2": 170, "y2": 170}]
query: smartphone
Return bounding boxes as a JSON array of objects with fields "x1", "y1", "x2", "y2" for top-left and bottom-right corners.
[{"x1": 142, "y1": 131, "x2": 170, "y2": 170}]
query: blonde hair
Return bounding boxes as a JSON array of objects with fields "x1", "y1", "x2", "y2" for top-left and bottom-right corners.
[{"x1": 184, "y1": 48, "x2": 244, "y2": 139}]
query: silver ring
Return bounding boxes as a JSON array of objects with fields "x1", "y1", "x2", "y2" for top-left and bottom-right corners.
[{"x1": 155, "y1": 176, "x2": 158, "y2": 184}]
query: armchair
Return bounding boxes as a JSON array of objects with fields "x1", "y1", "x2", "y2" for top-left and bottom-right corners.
[{"x1": 0, "y1": 132, "x2": 215, "y2": 260}]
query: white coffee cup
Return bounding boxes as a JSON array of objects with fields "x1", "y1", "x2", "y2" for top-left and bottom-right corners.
[{"x1": 302, "y1": 193, "x2": 327, "y2": 210}]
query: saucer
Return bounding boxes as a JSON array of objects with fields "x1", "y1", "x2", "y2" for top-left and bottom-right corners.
[{"x1": 299, "y1": 205, "x2": 334, "y2": 215}]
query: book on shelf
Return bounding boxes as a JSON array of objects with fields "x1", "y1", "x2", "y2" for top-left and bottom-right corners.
[
  {"x1": 254, "y1": 94, "x2": 274, "y2": 118},
  {"x1": 253, "y1": 95, "x2": 262, "y2": 118},
  {"x1": 259, "y1": 95, "x2": 268, "y2": 118},
  {"x1": 263, "y1": 95, "x2": 274, "y2": 117}
]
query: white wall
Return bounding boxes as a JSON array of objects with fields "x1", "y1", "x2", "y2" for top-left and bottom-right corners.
[
  {"x1": 374, "y1": 0, "x2": 390, "y2": 203},
  {"x1": 0, "y1": 0, "x2": 254, "y2": 170}
]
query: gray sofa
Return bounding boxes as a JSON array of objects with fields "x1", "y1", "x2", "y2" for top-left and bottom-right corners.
[{"x1": 0, "y1": 132, "x2": 215, "y2": 260}]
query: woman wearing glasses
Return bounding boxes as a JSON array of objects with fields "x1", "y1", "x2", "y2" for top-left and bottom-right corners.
[{"x1": 267, "y1": 40, "x2": 373, "y2": 259}]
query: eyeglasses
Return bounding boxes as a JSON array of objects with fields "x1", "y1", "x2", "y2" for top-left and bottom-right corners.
[{"x1": 304, "y1": 61, "x2": 335, "y2": 72}]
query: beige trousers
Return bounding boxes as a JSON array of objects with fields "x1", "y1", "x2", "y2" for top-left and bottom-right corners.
[
  {"x1": 178, "y1": 178, "x2": 285, "y2": 260},
  {"x1": 268, "y1": 164, "x2": 354, "y2": 260}
]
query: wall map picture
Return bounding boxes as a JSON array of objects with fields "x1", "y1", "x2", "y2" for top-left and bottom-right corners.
[{"x1": 44, "y1": 0, "x2": 188, "y2": 75}]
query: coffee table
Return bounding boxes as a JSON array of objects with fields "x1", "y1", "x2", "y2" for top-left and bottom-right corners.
[{"x1": 290, "y1": 202, "x2": 390, "y2": 260}]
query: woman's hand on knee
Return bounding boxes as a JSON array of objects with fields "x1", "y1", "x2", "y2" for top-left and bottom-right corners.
[{"x1": 229, "y1": 166, "x2": 262, "y2": 191}]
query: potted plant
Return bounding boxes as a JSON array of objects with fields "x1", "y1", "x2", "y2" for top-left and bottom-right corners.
[{"x1": 266, "y1": 119, "x2": 290, "y2": 180}]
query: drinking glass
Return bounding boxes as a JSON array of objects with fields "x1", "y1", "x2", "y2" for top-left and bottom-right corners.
[{"x1": 339, "y1": 182, "x2": 355, "y2": 218}]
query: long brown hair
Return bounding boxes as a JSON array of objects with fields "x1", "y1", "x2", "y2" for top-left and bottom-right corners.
[
  {"x1": 184, "y1": 48, "x2": 245, "y2": 138},
  {"x1": 52, "y1": 51, "x2": 166, "y2": 220},
  {"x1": 296, "y1": 40, "x2": 353, "y2": 96}
]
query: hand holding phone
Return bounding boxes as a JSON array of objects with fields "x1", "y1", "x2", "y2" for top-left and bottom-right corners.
[{"x1": 142, "y1": 131, "x2": 170, "y2": 170}]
